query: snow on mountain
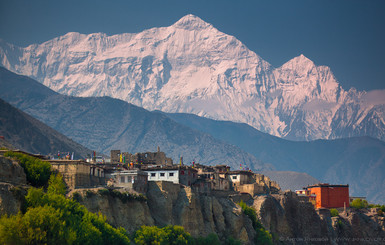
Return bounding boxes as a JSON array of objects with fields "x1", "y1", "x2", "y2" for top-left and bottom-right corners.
[{"x1": 1, "y1": 14, "x2": 384, "y2": 141}]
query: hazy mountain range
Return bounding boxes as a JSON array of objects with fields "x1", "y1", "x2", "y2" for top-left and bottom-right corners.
[
  {"x1": 1, "y1": 67, "x2": 384, "y2": 203},
  {"x1": 1, "y1": 14, "x2": 384, "y2": 142},
  {"x1": 0, "y1": 67, "x2": 267, "y2": 171},
  {"x1": 0, "y1": 98, "x2": 91, "y2": 158}
]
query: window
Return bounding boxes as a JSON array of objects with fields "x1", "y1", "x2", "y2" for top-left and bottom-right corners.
[
  {"x1": 169, "y1": 173, "x2": 174, "y2": 177},
  {"x1": 232, "y1": 176, "x2": 237, "y2": 180},
  {"x1": 121, "y1": 176, "x2": 125, "y2": 183},
  {"x1": 151, "y1": 173, "x2": 156, "y2": 177},
  {"x1": 160, "y1": 173, "x2": 165, "y2": 177}
]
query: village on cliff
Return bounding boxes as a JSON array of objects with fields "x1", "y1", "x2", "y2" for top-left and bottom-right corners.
[{"x1": 0, "y1": 147, "x2": 359, "y2": 211}]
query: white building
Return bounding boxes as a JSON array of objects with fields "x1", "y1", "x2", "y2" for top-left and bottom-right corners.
[{"x1": 143, "y1": 166, "x2": 197, "y2": 186}]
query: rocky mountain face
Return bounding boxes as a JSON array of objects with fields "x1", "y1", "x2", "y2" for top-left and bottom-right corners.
[
  {"x1": 1, "y1": 14, "x2": 384, "y2": 141},
  {"x1": 0, "y1": 98, "x2": 92, "y2": 158},
  {"x1": 253, "y1": 191, "x2": 385, "y2": 244},
  {"x1": 0, "y1": 67, "x2": 268, "y2": 171}
]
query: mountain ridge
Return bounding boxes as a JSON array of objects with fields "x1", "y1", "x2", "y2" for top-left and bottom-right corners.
[
  {"x1": 0, "y1": 97, "x2": 92, "y2": 158},
  {"x1": 0, "y1": 66, "x2": 268, "y2": 171},
  {"x1": 3, "y1": 15, "x2": 383, "y2": 141}
]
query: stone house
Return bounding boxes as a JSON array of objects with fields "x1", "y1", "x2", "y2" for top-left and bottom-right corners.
[
  {"x1": 194, "y1": 164, "x2": 231, "y2": 191},
  {"x1": 48, "y1": 160, "x2": 105, "y2": 189},
  {"x1": 111, "y1": 169, "x2": 148, "y2": 193},
  {"x1": 111, "y1": 148, "x2": 173, "y2": 166}
]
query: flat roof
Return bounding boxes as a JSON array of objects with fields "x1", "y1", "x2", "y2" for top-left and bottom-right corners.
[
  {"x1": 306, "y1": 183, "x2": 349, "y2": 189},
  {"x1": 141, "y1": 165, "x2": 198, "y2": 172}
]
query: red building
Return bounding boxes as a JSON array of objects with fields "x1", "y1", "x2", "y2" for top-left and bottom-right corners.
[{"x1": 305, "y1": 183, "x2": 349, "y2": 209}]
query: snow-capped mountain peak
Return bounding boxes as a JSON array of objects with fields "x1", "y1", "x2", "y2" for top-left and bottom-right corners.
[
  {"x1": 172, "y1": 14, "x2": 213, "y2": 30},
  {"x1": 0, "y1": 14, "x2": 384, "y2": 142}
]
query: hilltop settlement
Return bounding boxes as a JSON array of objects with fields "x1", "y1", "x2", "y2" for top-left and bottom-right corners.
[{"x1": 1, "y1": 146, "x2": 385, "y2": 244}]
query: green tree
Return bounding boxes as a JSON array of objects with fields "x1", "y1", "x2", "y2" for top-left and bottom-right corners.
[
  {"x1": 47, "y1": 173, "x2": 67, "y2": 195},
  {"x1": 4, "y1": 151, "x2": 51, "y2": 187},
  {"x1": 330, "y1": 208, "x2": 339, "y2": 217},
  {"x1": 238, "y1": 201, "x2": 272, "y2": 245},
  {"x1": 134, "y1": 225, "x2": 191, "y2": 245},
  {"x1": 350, "y1": 199, "x2": 369, "y2": 209},
  {"x1": 1, "y1": 183, "x2": 130, "y2": 244}
]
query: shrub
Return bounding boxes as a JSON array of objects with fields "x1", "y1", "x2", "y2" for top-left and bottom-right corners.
[
  {"x1": 47, "y1": 173, "x2": 67, "y2": 195},
  {"x1": 98, "y1": 188, "x2": 110, "y2": 196},
  {"x1": 4, "y1": 151, "x2": 51, "y2": 187},
  {"x1": 72, "y1": 191, "x2": 83, "y2": 202},
  {"x1": 238, "y1": 200, "x2": 273, "y2": 245},
  {"x1": 350, "y1": 199, "x2": 369, "y2": 209},
  {"x1": 192, "y1": 233, "x2": 220, "y2": 245},
  {"x1": 134, "y1": 225, "x2": 191, "y2": 245},
  {"x1": 86, "y1": 190, "x2": 95, "y2": 198},
  {"x1": 330, "y1": 208, "x2": 339, "y2": 217},
  {"x1": 1, "y1": 180, "x2": 131, "y2": 244}
]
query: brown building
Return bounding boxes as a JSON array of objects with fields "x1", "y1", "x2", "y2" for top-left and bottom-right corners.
[
  {"x1": 194, "y1": 164, "x2": 231, "y2": 191},
  {"x1": 111, "y1": 149, "x2": 173, "y2": 166},
  {"x1": 305, "y1": 183, "x2": 350, "y2": 209},
  {"x1": 48, "y1": 160, "x2": 105, "y2": 189}
]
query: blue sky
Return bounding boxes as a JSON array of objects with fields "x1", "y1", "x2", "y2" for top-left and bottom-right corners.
[{"x1": 0, "y1": 0, "x2": 384, "y2": 91}]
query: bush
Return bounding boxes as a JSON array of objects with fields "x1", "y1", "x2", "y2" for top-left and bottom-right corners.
[
  {"x1": 4, "y1": 151, "x2": 52, "y2": 187},
  {"x1": 238, "y1": 201, "x2": 272, "y2": 245},
  {"x1": 0, "y1": 180, "x2": 130, "y2": 244},
  {"x1": 350, "y1": 199, "x2": 369, "y2": 209},
  {"x1": 47, "y1": 173, "x2": 67, "y2": 195},
  {"x1": 192, "y1": 233, "x2": 220, "y2": 245},
  {"x1": 72, "y1": 191, "x2": 83, "y2": 202},
  {"x1": 134, "y1": 225, "x2": 191, "y2": 245},
  {"x1": 330, "y1": 208, "x2": 339, "y2": 217},
  {"x1": 86, "y1": 190, "x2": 95, "y2": 198}
]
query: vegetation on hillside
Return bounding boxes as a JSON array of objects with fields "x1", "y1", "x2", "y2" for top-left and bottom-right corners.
[
  {"x1": 350, "y1": 198, "x2": 369, "y2": 209},
  {"x1": 238, "y1": 201, "x2": 273, "y2": 245},
  {"x1": 330, "y1": 208, "x2": 339, "y2": 217},
  {"x1": 0, "y1": 152, "x2": 246, "y2": 244},
  {"x1": 0, "y1": 173, "x2": 130, "y2": 244},
  {"x1": 4, "y1": 151, "x2": 51, "y2": 187}
]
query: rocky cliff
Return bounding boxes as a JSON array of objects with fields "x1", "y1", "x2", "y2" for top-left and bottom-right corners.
[
  {"x1": 0, "y1": 156, "x2": 27, "y2": 216},
  {"x1": 72, "y1": 182, "x2": 256, "y2": 243},
  {"x1": 1, "y1": 157, "x2": 384, "y2": 244}
]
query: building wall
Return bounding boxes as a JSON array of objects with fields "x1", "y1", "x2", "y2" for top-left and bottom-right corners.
[
  {"x1": 237, "y1": 183, "x2": 265, "y2": 196},
  {"x1": 179, "y1": 168, "x2": 197, "y2": 186},
  {"x1": 308, "y1": 186, "x2": 349, "y2": 209},
  {"x1": 146, "y1": 170, "x2": 179, "y2": 184},
  {"x1": 49, "y1": 161, "x2": 105, "y2": 189},
  {"x1": 114, "y1": 171, "x2": 148, "y2": 193}
]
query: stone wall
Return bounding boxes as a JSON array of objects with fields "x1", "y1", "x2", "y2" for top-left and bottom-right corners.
[{"x1": 49, "y1": 160, "x2": 105, "y2": 189}]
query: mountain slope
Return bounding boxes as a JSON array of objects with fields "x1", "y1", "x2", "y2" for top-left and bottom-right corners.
[
  {"x1": 0, "y1": 67, "x2": 268, "y2": 171},
  {"x1": 1, "y1": 14, "x2": 384, "y2": 141},
  {"x1": 0, "y1": 98, "x2": 92, "y2": 158},
  {"x1": 164, "y1": 112, "x2": 385, "y2": 204}
]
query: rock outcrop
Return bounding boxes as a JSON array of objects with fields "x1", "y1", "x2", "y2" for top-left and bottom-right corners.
[
  {"x1": 74, "y1": 182, "x2": 256, "y2": 244},
  {"x1": 0, "y1": 156, "x2": 27, "y2": 216}
]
